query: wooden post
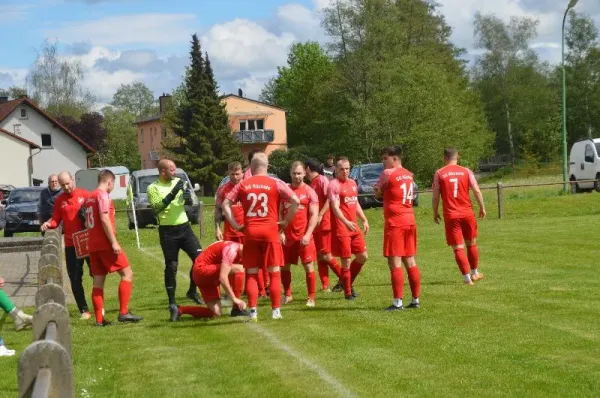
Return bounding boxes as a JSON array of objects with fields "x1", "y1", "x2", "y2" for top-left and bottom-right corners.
[
  {"x1": 198, "y1": 201, "x2": 204, "y2": 240},
  {"x1": 497, "y1": 182, "x2": 504, "y2": 219}
]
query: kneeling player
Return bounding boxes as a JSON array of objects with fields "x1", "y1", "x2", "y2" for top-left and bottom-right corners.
[
  {"x1": 174, "y1": 240, "x2": 248, "y2": 320},
  {"x1": 375, "y1": 146, "x2": 421, "y2": 310},
  {"x1": 280, "y1": 162, "x2": 319, "y2": 307},
  {"x1": 84, "y1": 170, "x2": 143, "y2": 326}
]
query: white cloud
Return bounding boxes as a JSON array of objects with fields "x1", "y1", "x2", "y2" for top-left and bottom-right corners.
[
  {"x1": 48, "y1": 13, "x2": 197, "y2": 46},
  {"x1": 0, "y1": 4, "x2": 34, "y2": 21}
]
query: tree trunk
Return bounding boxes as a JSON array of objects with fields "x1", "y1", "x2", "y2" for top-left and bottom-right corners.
[{"x1": 505, "y1": 101, "x2": 516, "y2": 167}]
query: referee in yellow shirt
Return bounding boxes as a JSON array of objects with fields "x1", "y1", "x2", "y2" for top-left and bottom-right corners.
[{"x1": 147, "y1": 159, "x2": 203, "y2": 320}]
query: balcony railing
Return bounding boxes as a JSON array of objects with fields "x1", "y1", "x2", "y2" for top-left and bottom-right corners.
[{"x1": 235, "y1": 129, "x2": 275, "y2": 144}]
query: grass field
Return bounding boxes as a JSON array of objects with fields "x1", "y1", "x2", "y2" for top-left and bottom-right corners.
[{"x1": 1, "y1": 180, "x2": 600, "y2": 397}]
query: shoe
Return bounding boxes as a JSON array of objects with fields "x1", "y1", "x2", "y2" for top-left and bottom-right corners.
[
  {"x1": 471, "y1": 273, "x2": 484, "y2": 282},
  {"x1": 306, "y1": 299, "x2": 315, "y2": 307},
  {"x1": 0, "y1": 346, "x2": 15, "y2": 357},
  {"x1": 169, "y1": 304, "x2": 180, "y2": 322},
  {"x1": 331, "y1": 281, "x2": 344, "y2": 293},
  {"x1": 322, "y1": 286, "x2": 331, "y2": 293},
  {"x1": 344, "y1": 295, "x2": 355, "y2": 301},
  {"x1": 284, "y1": 296, "x2": 293, "y2": 305},
  {"x1": 464, "y1": 280, "x2": 474, "y2": 286},
  {"x1": 272, "y1": 309, "x2": 282, "y2": 320},
  {"x1": 118, "y1": 312, "x2": 143, "y2": 323},
  {"x1": 247, "y1": 309, "x2": 258, "y2": 322},
  {"x1": 95, "y1": 319, "x2": 112, "y2": 327},
  {"x1": 230, "y1": 307, "x2": 250, "y2": 317},
  {"x1": 384, "y1": 305, "x2": 404, "y2": 311},
  {"x1": 186, "y1": 291, "x2": 204, "y2": 305},
  {"x1": 13, "y1": 310, "x2": 33, "y2": 332},
  {"x1": 80, "y1": 312, "x2": 92, "y2": 320},
  {"x1": 406, "y1": 302, "x2": 420, "y2": 309},
  {"x1": 351, "y1": 287, "x2": 358, "y2": 298}
]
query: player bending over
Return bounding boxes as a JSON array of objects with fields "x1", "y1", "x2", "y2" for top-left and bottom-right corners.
[
  {"x1": 374, "y1": 146, "x2": 421, "y2": 310},
  {"x1": 432, "y1": 148, "x2": 486, "y2": 285}
]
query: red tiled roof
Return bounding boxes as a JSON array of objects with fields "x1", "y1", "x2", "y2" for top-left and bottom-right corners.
[
  {"x1": 0, "y1": 127, "x2": 41, "y2": 149},
  {"x1": 0, "y1": 98, "x2": 95, "y2": 153}
]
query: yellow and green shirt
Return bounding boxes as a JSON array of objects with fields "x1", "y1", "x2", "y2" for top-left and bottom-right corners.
[{"x1": 147, "y1": 177, "x2": 189, "y2": 226}]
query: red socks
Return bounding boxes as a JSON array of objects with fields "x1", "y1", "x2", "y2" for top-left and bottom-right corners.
[
  {"x1": 306, "y1": 271, "x2": 316, "y2": 300},
  {"x1": 350, "y1": 260, "x2": 364, "y2": 283},
  {"x1": 282, "y1": 269, "x2": 292, "y2": 297},
  {"x1": 232, "y1": 272, "x2": 244, "y2": 299},
  {"x1": 317, "y1": 261, "x2": 330, "y2": 288},
  {"x1": 390, "y1": 268, "x2": 404, "y2": 299},
  {"x1": 342, "y1": 268, "x2": 352, "y2": 296},
  {"x1": 454, "y1": 248, "x2": 470, "y2": 275},
  {"x1": 178, "y1": 306, "x2": 214, "y2": 318},
  {"x1": 268, "y1": 272, "x2": 281, "y2": 309},
  {"x1": 246, "y1": 272, "x2": 259, "y2": 308},
  {"x1": 92, "y1": 287, "x2": 104, "y2": 323},
  {"x1": 118, "y1": 280, "x2": 132, "y2": 315},
  {"x1": 257, "y1": 269, "x2": 266, "y2": 296},
  {"x1": 328, "y1": 258, "x2": 342, "y2": 278},
  {"x1": 467, "y1": 245, "x2": 479, "y2": 271},
  {"x1": 407, "y1": 266, "x2": 421, "y2": 298}
]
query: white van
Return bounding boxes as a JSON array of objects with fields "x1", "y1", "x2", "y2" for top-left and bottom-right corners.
[
  {"x1": 75, "y1": 166, "x2": 130, "y2": 200},
  {"x1": 569, "y1": 138, "x2": 600, "y2": 193}
]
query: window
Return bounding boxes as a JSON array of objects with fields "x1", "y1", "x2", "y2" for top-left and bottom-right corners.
[
  {"x1": 256, "y1": 119, "x2": 264, "y2": 130},
  {"x1": 41, "y1": 134, "x2": 52, "y2": 148},
  {"x1": 20, "y1": 108, "x2": 27, "y2": 119},
  {"x1": 239, "y1": 120, "x2": 247, "y2": 131},
  {"x1": 240, "y1": 119, "x2": 265, "y2": 131},
  {"x1": 585, "y1": 144, "x2": 595, "y2": 163},
  {"x1": 140, "y1": 128, "x2": 144, "y2": 143},
  {"x1": 13, "y1": 124, "x2": 21, "y2": 135}
]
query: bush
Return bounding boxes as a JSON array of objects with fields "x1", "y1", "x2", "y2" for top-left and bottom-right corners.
[{"x1": 268, "y1": 146, "x2": 310, "y2": 183}]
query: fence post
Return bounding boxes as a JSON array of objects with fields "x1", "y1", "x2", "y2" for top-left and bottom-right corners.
[
  {"x1": 198, "y1": 201, "x2": 204, "y2": 240},
  {"x1": 497, "y1": 182, "x2": 504, "y2": 219}
]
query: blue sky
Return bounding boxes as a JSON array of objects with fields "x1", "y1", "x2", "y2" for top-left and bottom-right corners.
[{"x1": 1, "y1": 0, "x2": 599, "y2": 106}]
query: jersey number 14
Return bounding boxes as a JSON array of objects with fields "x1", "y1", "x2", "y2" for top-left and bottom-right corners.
[{"x1": 400, "y1": 182, "x2": 414, "y2": 204}]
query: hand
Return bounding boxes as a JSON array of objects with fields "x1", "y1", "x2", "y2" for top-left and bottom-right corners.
[
  {"x1": 233, "y1": 298, "x2": 247, "y2": 311},
  {"x1": 433, "y1": 213, "x2": 441, "y2": 224},
  {"x1": 233, "y1": 223, "x2": 245, "y2": 232},
  {"x1": 183, "y1": 190, "x2": 193, "y2": 204},
  {"x1": 479, "y1": 208, "x2": 487, "y2": 219},
  {"x1": 362, "y1": 220, "x2": 369, "y2": 235},
  {"x1": 215, "y1": 228, "x2": 223, "y2": 241},
  {"x1": 301, "y1": 234, "x2": 310, "y2": 246},
  {"x1": 280, "y1": 231, "x2": 287, "y2": 245},
  {"x1": 0, "y1": 278, "x2": 4, "y2": 288},
  {"x1": 111, "y1": 242, "x2": 122, "y2": 255},
  {"x1": 171, "y1": 179, "x2": 185, "y2": 195},
  {"x1": 40, "y1": 222, "x2": 50, "y2": 232},
  {"x1": 345, "y1": 221, "x2": 357, "y2": 232},
  {"x1": 277, "y1": 220, "x2": 289, "y2": 229}
]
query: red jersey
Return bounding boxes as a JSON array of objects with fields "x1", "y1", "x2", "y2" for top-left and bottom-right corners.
[
  {"x1": 47, "y1": 187, "x2": 89, "y2": 246},
  {"x1": 226, "y1": 175, "x2": 295, "y2": 242},
  {"x1": 195, "y1": 240, "x2": 241, "y2": 268},
  {"x1": 282, "y1": 183, "x2": 318, "y2": 241},
  {"x1": 328, "y1": 178, "x2": 359, "y2": 237},
  {"x1": 242, "y1": 167, "x2": 252, "y2": 180},
  {"x1": 216, "y1": 182, "x2": 244, "y2": 239},
  {"x1": 84, "y1": 189, "x2": 116, "y2": 252},
  {"x1": 310, "y1": 174, "x2": 331, "y2": 232},
  {"x1": 432, "y1": 164, "x2": 479, "y2": 219},
  {"x1": 374, "y1": 167, "x2": 416, "y2": 227}
]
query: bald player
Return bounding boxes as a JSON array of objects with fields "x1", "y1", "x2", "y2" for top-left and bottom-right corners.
[{"x1": 147, "y1": 159, "x2": 204, "y2": 320}]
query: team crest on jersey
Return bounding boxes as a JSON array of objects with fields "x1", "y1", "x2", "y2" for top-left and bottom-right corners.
[{"x1": 78, "y1": 197, "x2": 84, "y2": 204}]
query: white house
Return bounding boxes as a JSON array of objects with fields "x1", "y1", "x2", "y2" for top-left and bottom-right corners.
[
  {"x1": 0, "y1": 96, "x2": 94, "y2": 186},
  {"x1": 0, "y1": 127, "x2": 40, "y2": 187}
]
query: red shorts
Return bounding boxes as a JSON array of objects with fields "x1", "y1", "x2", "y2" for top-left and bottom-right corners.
[
  {"x1": 89, "y1": 250, "x2": 130, "y2": 276},
  {"x1": 192, "y1": 263, "x2": 221, "y2": 302},
  {"x1": 332, "y1": 232, "x2": 367, "y2": 258},
  {"x1": 224, "y1": 235, "x2": 244, "y2": 244},
  {"x1": 242, "y1": 240, "x2": 285, "y2": 269},
  {"x1": 384, "y1": 224, "x2": 417, "y2": 257},
  {"x1": 444, "y1": 216, "x2": 477, "y2": 246},
  {"x1": 313, "y1": 230, "x2": 331, "y2": 254},
  {"x1": 284, "y1": 239, "x2": 317, "y2": 265}
]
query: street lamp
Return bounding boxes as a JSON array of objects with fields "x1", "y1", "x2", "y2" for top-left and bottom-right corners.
[{"x1": 562, "y1": 0, "x2": 579, "y2": 193}]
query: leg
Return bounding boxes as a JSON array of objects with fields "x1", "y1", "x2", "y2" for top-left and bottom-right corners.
[
  {"x1": 179, "y1": 300, "x2": 220, "y2": 318},
  {"x1": 159, "y1": 228, "x2": 180, "y2": 305},
  {"x1": 64, "y1": 247, "x2": 89, "y2": 314},
  {"x1": 388, "y1": 256, "x2": 404, "y2": 309},
  {"x1": 0, "y1": 290, "x2": 32, "y2": 331},
  {"x1": 303, "y1": 262, "x2": 316, "y2": 304},
  {"x1": 116, "y1": 266, "x2": 133, "y2": 315},
  {"x1": 316, "y1": 253, "x2": 330, "y2": 291},
  {"x1": 245, "y1": 268, "x2": 260, "y2": 320},
  {"x1": 281, "y1": 264, "x2": 293, "y2": 303},
  {"x1": 180, "y1": 224, "x2": 203, "y2": 296},
  {"x1": 268, "y1": 265, "x2": 282, "y2": 312},
  {"x1": 403, "y1": 256, "x2": 421, "y2": 307},
  {"x1": 341, "y1": 257, "x2": 352, "y2": 297},
  {"x1": 453, "y1": 244, "x2": 472, "y2": 284},
  {"x1": 349, "y1": 233, "x2": 368, "y2": 292},
  {"x1": 91, "y1": 274, "x2": 107, "y2": 324}
]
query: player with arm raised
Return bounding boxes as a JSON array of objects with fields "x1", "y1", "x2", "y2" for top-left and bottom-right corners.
[
  {"x1": 305, "y1": 159, "x2": 342, "y2": 292},
  {"x1": 222, "y1": 152, "x2": 299, "y2": 321},
  {"x1": 328, "y1": 157, "x2": 369, "y2": 300},
  {"x1": 280, "y1": 162, "x2": 319, "y2": 307},
  {"x1": 432, "y1": 148, "x2": 486, "y2": 285},
  {"x1": 374, "y1": 146, "x2": 421, "y2": 311}
]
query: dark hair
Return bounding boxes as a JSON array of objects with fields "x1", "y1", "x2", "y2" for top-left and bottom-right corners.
[
  {"x1": 98, "y1": 169, "x2": 116, "y2": 183},
  {"x1": 336, "y1": 156, "x2": 349, "y2": 165},
  {"x1": 381, "y1": 145, "x2": 403, "y2": 158},
  {"x1": 228, "y1": 161, "x2": 242, "y2": 171},
  {"x1": 248, "y1": 149, "x2": 262, "y2": 164},
  {"x1": 304, "y1": 158, "x2": 324, "y2": 174},
  {"x1": 444, "y1": 148, "x2": 458, "y2": 159},
  {"x1": 327, "y1": 154, "x2": 334, "y2": 160}
]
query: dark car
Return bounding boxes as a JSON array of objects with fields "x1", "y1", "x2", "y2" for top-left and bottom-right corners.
[
  {"x1": 349, "y1": 163, "x2": 419, "y2": 209},
  {"x1": 1, "y1": 187, "x2": 44, "y2": 237}
]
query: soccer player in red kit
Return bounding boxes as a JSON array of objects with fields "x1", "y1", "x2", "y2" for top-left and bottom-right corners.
[
  {"x1": 280, "y1": 162, "x2": 319, "y2": 307},
  {"x1": 215, "y1": 161, "x2": 245, "y2": 243},
  {"x1": 174, "y1": 240, "x2": 248, "y2": 320},
  {"x1": 432, "y1": 148, "x2": 486, "y2": 285},
  {"x1": 374, "y1": 146, "x2": 421, "y2": 310},
  {"x1": 41, "y1": 171, "x2": 91, "y2": 319},
  {"x1": 328, "y1": 157, "x2": 369, "y2": 300},
  {"x1": 305, "y1": 159, "x2": 342, "y2": 292},
  {"x1": 84, "y1": 170, "x2": 143, "y2": 326},
  {"x1": 222, "y1": 152, "x2": 299, "y2": 321}
]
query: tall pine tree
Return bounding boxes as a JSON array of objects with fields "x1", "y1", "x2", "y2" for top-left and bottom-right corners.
[{"x1": 163, "y1": 34, "x2": 242, "y2": 194}]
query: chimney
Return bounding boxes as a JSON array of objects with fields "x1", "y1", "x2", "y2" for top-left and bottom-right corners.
[
  {"x1": 0, "y1": 96, "x2": 8, "y2": 104},
  {"x1": 159, "y1": 93, "x2": 172, "y2": 114},
  {"x1": 238, "y1": 88, "x2": 243, "y2": 98}
]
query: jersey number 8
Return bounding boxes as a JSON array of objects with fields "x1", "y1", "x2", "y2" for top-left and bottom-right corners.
[{"x1": 247, "y1": 193, "x2": 268, "y2": 217}]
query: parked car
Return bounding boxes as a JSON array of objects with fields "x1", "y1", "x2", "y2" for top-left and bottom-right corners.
[
  {"x1": 569, "y1": 138, "x2": 600, "y2": 193},
  {"x1": 0, "y1": 184, "x2": 14, "y2": 230},
  {"x1": 126, "y1": 168, "x2": 200, "y2": 229},
  {"x1": 1, "y1": 187, "x2": 44, "y2": 237},
  {"x1": 349, "y1": 163, "x2": 419, "y2": 208}
]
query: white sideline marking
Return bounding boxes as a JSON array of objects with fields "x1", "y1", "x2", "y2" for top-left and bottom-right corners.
[
  {"x1": 140, "y1": 247, "x2": 355, "y2": 397},
  {"x1": 248, "y1": 323, "x2": 357, "y2": 398}
]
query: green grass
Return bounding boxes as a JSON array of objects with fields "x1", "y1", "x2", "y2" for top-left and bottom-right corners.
[{"x1": 1, "y1": 190, "x2": 600, "y2": 397}]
